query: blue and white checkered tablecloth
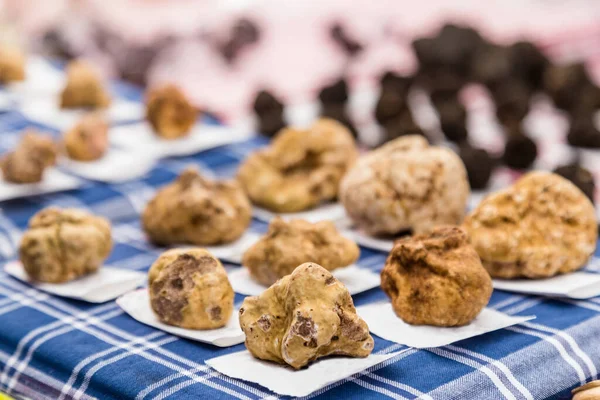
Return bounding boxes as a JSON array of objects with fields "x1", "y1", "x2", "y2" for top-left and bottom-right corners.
[{"x1": 0, "y1": 81, "x2": 599, "y2": 400}]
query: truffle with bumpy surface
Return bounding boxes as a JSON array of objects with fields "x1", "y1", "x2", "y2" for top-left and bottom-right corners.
[{"x1": 239, "y1": 262, "x2": 373, "y2": 369}]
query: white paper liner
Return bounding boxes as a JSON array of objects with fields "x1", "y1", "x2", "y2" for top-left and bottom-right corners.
[
  {"x1": 0, "y1": 168, "x2": 83, "y2": 201},
  {"x1": 110, "y1": 122, "x2": 253, "y2": 158},
  {"x1": 4, "y1": 261, "x2": 146, "y2": 303},
  {"x1": 493, "y1": 271, "x2": 600, "y2": 299},
  {"x1": 0, "y1": 91, "x2": 13, "y2": 111},
  {"x1": 19, "y1": 97, "x2": 143, "y2": 131},
  {"x1": 59, "y1": 147, "x2": 158, "y2": 183},
  {"x1": 357, "y1": 302, "x2": 535, "y2": 348},
  {"x1": 206, "y1": 350, "x2": 399, "y2": 397},
  {"x1": 253, "y1": 202, "x2": 348, "y2": 224},
  {"x1": 204, "y1": 231, "x2": 261, "y2": 265},
  {"x1": 228, "y1": 265, "x2": 380, "y2": 296},
  {"x1": 7, "y1": 57, "x2": 66, "y2": 96},
  {"x1": 117, "y1": 289, "x2": 245, "y2": 347}
]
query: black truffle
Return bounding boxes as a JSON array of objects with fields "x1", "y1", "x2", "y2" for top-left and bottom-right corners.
[
  {"x1": 508, "y1": 41, "x2": 548, "y2": 89},
  {"x1": 253, "y1": 90, "x2": 284, "y2": 117},
  {"x1": 567, "y1": 113, "x2": 600, "y2": 149},
  {"x1": 375, "y1": 91, "x2": 406, "y2": 125},
  {"x1": 543, "y1": 63, "x2": 592, "y2": 111},
  {"x1": 470, "y1": 44, "x2": 512, "y2": 90},
  {"x1": 458, "y1": 144, "x2": 495, "y2": 189},
  {"x1": 318, "y1": 78, "x2": 349, "y2": 106},
  {"x1": 232, "y1": 18, "x2": 261, "y2": 47},
  {"x1": 321, "y1": 104, "x2": 358, "y2": 138},
  {"x1": 330, "y1": 23, "x2": 364, "y2": 57},
  {"x1": 381, "y1": 109, "x2": 425, "y2": 144},
  {"x1": 492, "y1": 79, "x2": 532, "y2": 128},
  {"x1": 257, "y1": 112, "x2": 286, "y2": 138},
  {"x1": 553, "y1": 163, "x2": 595, "y2": 203},
  {"x1": 380, "y1": 72, "x2": 412, "y2": 95},
  {"x1": 502, "y1": 131, "x2": 537, "y2": 169},
  {"x1": 436, "y1": 98, "x2": 468, "y2": 142}
]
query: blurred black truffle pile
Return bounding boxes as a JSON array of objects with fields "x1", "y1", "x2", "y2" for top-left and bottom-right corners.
[{"x1": 251, "y1": 23, "x2": 600, "y2": 196}]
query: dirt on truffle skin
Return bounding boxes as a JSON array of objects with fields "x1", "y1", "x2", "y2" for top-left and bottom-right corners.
[
  {"x1": 239, "y1": 263, "x2": 373, "y2": 369},
  {"x1": 148, "y1": 248, "x2": 234, "y2": 330},
  {"x1": 381, "y1": 226, "x2": 492, "y2": 327},
  {"x1": 242, "y1": 217, "x2": 360, "y2": 286},
  {"x1": 463, "y1": 171, "x2": 598, "y2": 279},
  {"x1": 142, "y1": 167, "x2": 252, "y2": 246},
  {"x1": 145, "y1": 84, "x2": 198, "y2": 139}
]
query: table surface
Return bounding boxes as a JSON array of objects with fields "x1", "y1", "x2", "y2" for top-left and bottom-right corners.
[{"x1": 0, "y1": 82, "x2": 599, "y2": 400}]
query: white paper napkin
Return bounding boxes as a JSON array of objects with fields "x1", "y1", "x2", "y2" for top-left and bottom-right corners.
[
  {"x1": 253, "y1": 202, "x2": 348, "y2": 224},
  {"x1": 340, "y1": 227, "x2": 394, "y2": 253},
  {"x1": 59, "y1": 147, "x2": 158, "y2": 183},
  {"x1": 204, "y1": 231, "x2": 261, "y2": 265},
  {"x1": 0, "y1": 168, "x2": 83, "y2": 201},
  {"x1": 7, "y1": 57, "x2": 65, "y2": 96},
  {"x1": 228, "y1": 265, "x2": 380, "y2": 296},
  {"x1": 0, "y1": 91, "x2": 13, "y2": 111},
  {"x1": 19, "y1": 97, "x2": 143, "y2": 131},
  {"x1": 110, "y1": 122, "x2": 253, "y2": 158},
  {"x1": 357, "y1": 302, "x2": 534, "y2": 348},
  {"x1": 206, "y1": 350, "x2": 399, "y2": 397},
  {"x1": 4, "y1": 261, "x2": 146, "y2": 303},
  {"x1": 117, "y1": 289, "x2": 245, "y2": 347},
  {"x1": 493, "y1": 272, "x2": 600, "y2": 299}
]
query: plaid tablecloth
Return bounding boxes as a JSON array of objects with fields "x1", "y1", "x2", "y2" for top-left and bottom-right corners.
[{"x1": 0, "y1": 83, "x2": 599, "y2": 400}]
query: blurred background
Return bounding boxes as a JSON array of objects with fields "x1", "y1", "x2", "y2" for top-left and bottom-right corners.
[{"x1": 2, "y1": 0, "x2": 600, "y2": 122}]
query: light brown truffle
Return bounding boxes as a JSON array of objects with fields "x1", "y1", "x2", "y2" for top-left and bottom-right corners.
[
  {"x1": 63, "y1": 113, "x2": 109, "y2": 161},
  {"x1": 381, "y1": 226, "x2": 492, "y2": 326},
  {"x1": 573, "y1": 381, "x2": 600, "y2": 400},
  {"x1": 239, "y1": 263, "x2": 373, "y2": 369},
  {"x1": 0, "y1": 45, "x2": 25, "y2": 83},
  {"x1": 60, "y1": 60, "x2": 111, "y2": 109},
  {"x1": 142, "y1": 167, "x2": 252, "y2": 246},
  {"x1": 340, "y1": 135, "x2": 470, "y2": 235},
  {"x1": 19, "y1": 207, "x2": 112, "y2": 283},
  {"x1": 1, "y1": 131, "x2": 58, "y2": 183},
  {"x1": 148, "y1": 248, "x2": 234, "y2": 329},
  {"x1": 242, "y1": 217, "x2": 360, "y2": 286},
  {"x1": 463, "y1": 171, "x2": 597, "y2": 279},
  {"x1": 145, "y1": 84, "x2": 198, "y2": 139},
  {"x1": 237, "y1": 118, "x2": 358, "y2": 213}
]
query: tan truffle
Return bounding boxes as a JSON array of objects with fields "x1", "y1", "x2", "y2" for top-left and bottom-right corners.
[
  {"x1": 237, "y1": 118, "x2": 358, "y2": 213},
  {"x1": 381, "y1": 226, "x2": 492, "y2": 326},
  {"x1": 340, "y1": 135, "x2": 470, "y2": 235},
  {"x1": 63, "y1": 114, "x2": 109, "y2": 161},
  {"x1": 239, "y1": 263, "x2": 373, "y2": 369},
  {"x1": 148, "y1": 248, "x2": 234, "y2": 329},
  {"x1": 19, "y1": 207, "x2": 112, "y2": 283},
  {"x1": 463, "y1": 171, "x2": 598, "y2": 279},
  {"x1": 0, "y1": 45, "x2": 25, "y2": 83},
  {"x1": 60, "y1": 60, "x2": 111, "y2": 109},
  {"x1": 242, "y1": 217, "x2": 360, "y2": 286},
  {"x1": 142, "y1": 167, "x2": 252, "y2": 246},
  {"x1": 146, "y1": 84, "x2": 198, "y2": 139},
  {"x1": 1, "y1": 131, "x2": 58, "y2": 183},
  {"x1": 573, "y1": 381, "x2": 600, "y2": 400}
]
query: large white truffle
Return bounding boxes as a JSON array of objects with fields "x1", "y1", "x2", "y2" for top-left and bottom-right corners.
[{"x1": 340, "y1": 136, "x2": 470, "y2": 235}]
